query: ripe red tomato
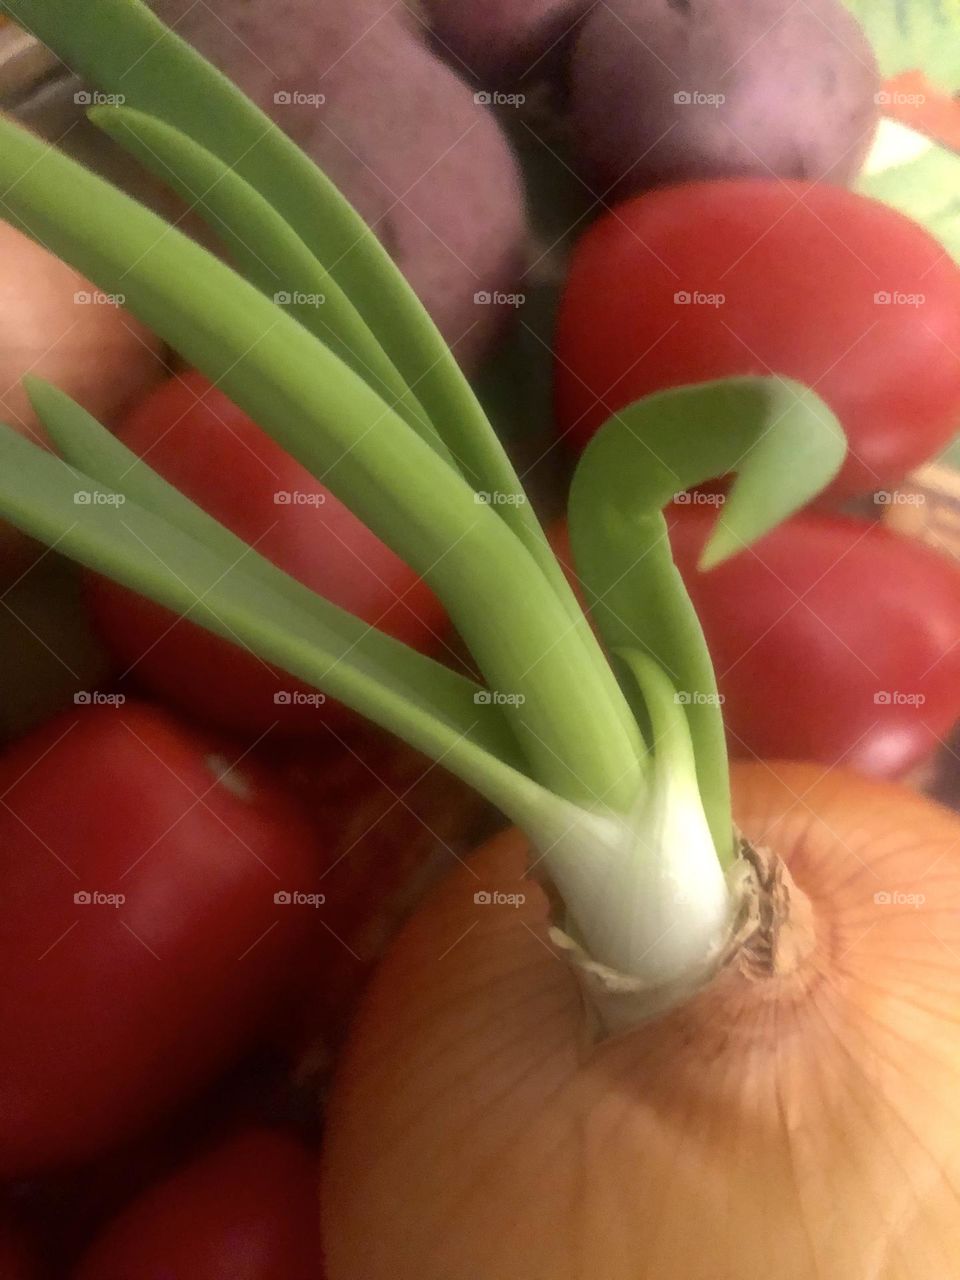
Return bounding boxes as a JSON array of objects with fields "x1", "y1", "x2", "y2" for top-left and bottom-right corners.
[
  {"x1": 87, "y1": 373, "x2": 448, "y2": 736},
  {"x1": 0, "y1": 1212, "x2": 34, "y2": 1280},
  {"x1": 264, "y1": 725, "x2": 495, "y2": 1057},
  {"x1": 72, "y1": 1128, "x2": 321, "y2": 1280},
  {"x1": 665, "y1": 504, "x2": 960, "y2": 776},
  {"x1": 0, "y1": 701, "x2": 320, "y2": 1176},
  {"x1": 555, "y1": 180, "x2": 960, "y2": 498}
]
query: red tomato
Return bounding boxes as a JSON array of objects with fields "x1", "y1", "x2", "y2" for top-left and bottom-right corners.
[
  {"x1": 665, "y1": 504, "x2": 960, "y2": 776},
  {"x1": 72, "y1": 1128, "x2": 321, "y2": 1280},
  {"x1": 87, "y1": 373, "x2": 448, "y2": 735},
  {"x1": 555, "y1": 180, "x2": 960, "y2": 498},
  {"x1": 264, "y1": 726, "x2": 495, "y2": 1058},
  {"x1": 0, "y1": 1213, "x2": 34, "y2": 1280},
  {"x1": 0, "y1": 701, "x2": 319, "y2": 1176}
]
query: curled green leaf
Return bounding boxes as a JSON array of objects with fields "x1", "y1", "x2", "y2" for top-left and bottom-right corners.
[{"x1": 567, "y1": 376, "x2": 846, "y2": 860}]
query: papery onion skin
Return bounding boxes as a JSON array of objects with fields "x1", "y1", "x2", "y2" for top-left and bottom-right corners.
[{"x1": 323, "y1": 762, "x2": 960, "y2": 1280}]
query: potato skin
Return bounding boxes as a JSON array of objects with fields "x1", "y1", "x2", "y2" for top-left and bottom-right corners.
[
  {"x1": 422, "y1": 0, "x2": 589, "y2": 83},
  {"x1": 570, "y1": 0, "x2": 880, "y2": 196},
  {"x1": 151, "y1": 0, "x2": 527, "y2": 369}
]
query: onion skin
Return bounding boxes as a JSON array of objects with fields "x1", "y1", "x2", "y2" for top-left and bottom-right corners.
[
  {"x1": 323, "y1": 762, "x2": 960, "y2": 1279},
  {"x1": 0, "y1": 221, "x2": 163, "y2": 442}
]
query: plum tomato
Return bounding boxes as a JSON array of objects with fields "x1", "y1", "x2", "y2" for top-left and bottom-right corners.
[
  {"x1": 264, "y1": 725, "x2": 496, "y2": 1057},
  {"x1": 86, "y1": 373, "x2": 448, "y2": 736},
  {"x1": 0, "y1": 1211, "x2": 34, "y2": 1280},
  {"x1": 0, "y1": 700, "x2": 320, "y2": 1177},
  {"x1": 72, "y1": 1128, "x2": 321, "y2": 1280},
  {"x1": 665, "y1": 504, "x2": 960, "y2": 776},
  {"x1": 554, "y1": 180, "x2": 960, "y2": 498}
]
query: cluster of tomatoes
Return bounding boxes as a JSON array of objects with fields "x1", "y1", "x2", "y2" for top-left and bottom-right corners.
[
  {"x1": 0, "y1": 369, "x2": 496, "y2": 1272},
  {"x1": 555, "y1": 176, "x2": 960, "y2": 780}
]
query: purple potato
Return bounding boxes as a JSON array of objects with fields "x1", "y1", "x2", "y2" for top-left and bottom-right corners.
[
  {"x1": 570, "y1": 0, "x2": 880, "y2": 197},
  {"x1": 150, "y1": 0, "x2": 527, "y2": 369},
  {"x1": 422, "y1": 0, "x2": 589, "y2": 84}
]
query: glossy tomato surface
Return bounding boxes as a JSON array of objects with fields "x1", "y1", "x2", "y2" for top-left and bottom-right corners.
[
  {"x1": 73, "y1": 1129, "x2": 321, "y2": 1280},
  {"x1": 0, "y1": 701, "x2": 319, "y2": 1176},
  {"x1": 555, "y1": 180, "x2": 960, "y2": 497},
  {"x1": 667, "y1": 505, "x2": 960, "y2": 775},
  {"x1": 87, "y1": 373, "x2": 448, "y2": 735}
]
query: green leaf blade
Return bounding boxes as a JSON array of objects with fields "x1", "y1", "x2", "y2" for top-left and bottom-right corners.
[
  {"x1": 87, "y1": 105, "x2": 451, "y2": 461},
  {"x1": 0, "y1": 421, "x2": 543, "y2": 806},
  {"x1": 25, "y1": 377, "x2": 521, "y2": 763}
]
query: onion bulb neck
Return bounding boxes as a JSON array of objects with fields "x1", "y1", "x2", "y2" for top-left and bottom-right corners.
[{"x1": 511, "y1": 651, "x2": 760, "y2": 1038}]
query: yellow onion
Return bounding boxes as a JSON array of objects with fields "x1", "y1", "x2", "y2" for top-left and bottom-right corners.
[{"x1": 323, "y1": 761, "x2": 960, "y2": 1279}]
